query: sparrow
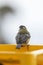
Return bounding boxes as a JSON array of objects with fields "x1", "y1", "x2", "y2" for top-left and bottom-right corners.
[{"x1": 15, "y1": 25, "x2": 31, "y2": 49}]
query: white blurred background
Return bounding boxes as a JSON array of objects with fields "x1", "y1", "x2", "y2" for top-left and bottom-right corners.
[{"x1": 0, "y1": 0, "x2": 43, "y2": 45}]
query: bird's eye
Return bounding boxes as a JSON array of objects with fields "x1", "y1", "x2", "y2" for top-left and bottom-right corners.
[{"x1": 23, "y1": 27, "x2": 25, "y2": 29}]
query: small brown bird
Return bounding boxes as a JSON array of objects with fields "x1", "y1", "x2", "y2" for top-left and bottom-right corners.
[{"x1": 15, "y1": 25, "x2": 31, "y2": 49}]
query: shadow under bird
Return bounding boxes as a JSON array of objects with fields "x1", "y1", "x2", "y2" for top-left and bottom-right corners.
[{"x1": 15, "y1": 25, "x2": 31, "y2": 49}]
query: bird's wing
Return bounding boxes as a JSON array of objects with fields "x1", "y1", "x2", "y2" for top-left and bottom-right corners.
[
  {"x1": 16, "y1": 33, "x2": 31, "y2": 43},
  {"x1": 21, "y1": 33, "x2": 31, "y2": 42},
  {"x1": 15, "y1": 33, "x2": 21, "y2": 44},
  {"x1": 26, "y1": 33, "x2": 31, "y2": 38}
]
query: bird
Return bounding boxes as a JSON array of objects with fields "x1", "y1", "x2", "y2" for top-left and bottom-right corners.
[{"x1": 15, "y1": 25, "x2": 31, "y2": 49}]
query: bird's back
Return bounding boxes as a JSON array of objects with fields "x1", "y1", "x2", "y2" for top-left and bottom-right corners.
[{"x1": 16, "y1": 32, "x2": 31, "y2": 44}]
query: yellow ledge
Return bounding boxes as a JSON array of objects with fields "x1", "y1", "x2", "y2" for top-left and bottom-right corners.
[
  {"x1": 0, "y1": 44, "x2": 42, "y2": 51},
  {"x1": 0, "y1": 44, "x2": 42, "y2": 65}
]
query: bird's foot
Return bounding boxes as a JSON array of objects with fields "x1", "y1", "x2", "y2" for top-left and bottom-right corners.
[{"x1": 21, "y1": 45, "x2": 25, "y2": 47}]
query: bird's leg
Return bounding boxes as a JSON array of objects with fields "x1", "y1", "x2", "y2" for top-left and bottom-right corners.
[
  {"x1": 21, "y1": 44, "x2": 25, "y2": 47},
  {"x1": 27, "y1": 44, "x2": 30, "y2": 51},
  {"x1": 26, "y1": 39, "x2": 30, "y2": 51},
  {"x1": 21, "y1": 43, "x2": 26, "y2": 47}
]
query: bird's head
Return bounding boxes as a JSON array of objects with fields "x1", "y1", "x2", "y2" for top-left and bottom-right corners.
[
  {"x1": 19, "y1": 25, "x2": 28, "y2": 34},
  {"x1": 19, "y1": 25, "x2": 26, "y2": 30}
]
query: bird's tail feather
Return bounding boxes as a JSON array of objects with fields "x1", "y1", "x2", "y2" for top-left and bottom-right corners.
[{"x1": 16, "y1": 44, "x2": 21, "y2": 49}]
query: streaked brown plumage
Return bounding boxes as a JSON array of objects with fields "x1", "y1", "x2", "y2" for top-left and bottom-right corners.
[{"x1": 16, "y1": 25, "x2": 31, "y2": 49}]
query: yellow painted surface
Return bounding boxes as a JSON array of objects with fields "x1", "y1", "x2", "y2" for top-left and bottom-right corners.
[
  {"x1": 0, "y1": 53, "x2": 36, "y2": 65},
  {"x1": 37, "y1": 54, "x2": 43, "y2": 65},
  {"x1": 0, "y1": 45, "x2": 43, "y2": 51},
  {"x1": 0, "y1": 44, "x2": 42, "y2": 65}
]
